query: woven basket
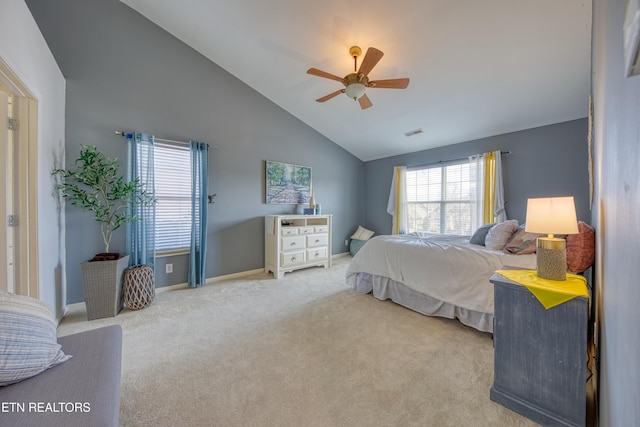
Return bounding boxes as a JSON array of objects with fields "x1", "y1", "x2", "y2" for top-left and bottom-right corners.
[{"x1": 123, "y1": 264, "x2": 155, "y2": 310}]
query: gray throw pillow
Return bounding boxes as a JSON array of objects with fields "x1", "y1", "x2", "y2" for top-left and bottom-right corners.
[{"x1": 469, "y1": 223, "x2": 495, "y2": 245}]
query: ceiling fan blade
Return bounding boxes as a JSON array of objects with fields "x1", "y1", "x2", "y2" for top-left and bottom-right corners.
[
  {"x1": 368, "y1": 78, "x2": 410, "y2": 89},
  {"x1": 316, "y1": 89, "x2": 345, "y2": 103},
  {"x1": 307, "y1": 68, "x2": 344, "y2": 82},
  {"x1": 358, "y1": 94, "x2": 373, "y2": 110},
  {"x1": 357, "y1": 47, "x2": 384, "y2": 76}
]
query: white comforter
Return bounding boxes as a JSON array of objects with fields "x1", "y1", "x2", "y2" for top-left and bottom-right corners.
[{"x1": 346, "y1": 233, "x2": 537, "y2": 314}]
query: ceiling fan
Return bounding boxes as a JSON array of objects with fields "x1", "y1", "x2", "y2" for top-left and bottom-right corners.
[{"x1": 307, "y1": 46, "x2": 410, "y2": 110}]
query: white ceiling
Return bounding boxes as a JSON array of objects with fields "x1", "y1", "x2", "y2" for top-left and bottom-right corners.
[{"x1": 120, "y1": 0, "x2": 592, "y2": 161}]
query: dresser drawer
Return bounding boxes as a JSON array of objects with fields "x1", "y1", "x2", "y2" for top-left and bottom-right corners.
[
  {"x1": 314, "y1": 225, "x2": 328, "y2": 233},
  {"x1": 282, "y1": 235, "x2": 305, "y2": 251},
  {"x1": 306, "y1": 247, "x2": 327, "y2": 261},
  {"x1": 281, "y1": 227, "x2": 298, "y2": 236},
  {"x1": 307, "y1": 234, "x2": 328, "y2": 248},
  {"x1": 298, "y1": 226, "x2": 314, "y2": 235},
  {"x1": 281, "y1": 250, "x2": 306, "y2": 267}
]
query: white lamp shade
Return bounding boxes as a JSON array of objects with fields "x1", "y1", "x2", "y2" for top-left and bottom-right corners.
[
  {"x1": 525, "y1": 196, "x2": 579, "y2": 235},
  {"x1": 345, "y1": 83, "x2": 366, "y2": 100}
]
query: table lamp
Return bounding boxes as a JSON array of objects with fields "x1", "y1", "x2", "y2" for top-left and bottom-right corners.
[{"x1": 525, "y1": 197, "x2": 579, "y2": 281}]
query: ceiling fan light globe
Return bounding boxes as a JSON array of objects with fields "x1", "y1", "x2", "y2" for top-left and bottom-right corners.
[{"x1": 345, "y1": 83, "x2": 366, "y2": 100}]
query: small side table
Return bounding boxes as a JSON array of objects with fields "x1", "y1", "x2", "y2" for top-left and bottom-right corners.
[
  {"x1": 490, "y1": 269, "x2": 588, "y2": 427},
  {"x1": 123, "y1": 264, "x2": 155, "y2": 310}
]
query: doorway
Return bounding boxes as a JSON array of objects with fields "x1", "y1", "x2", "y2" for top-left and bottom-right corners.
[
  {"x1": 0, "y1": 58, "x2": 39, "y2": 298},
  {"x1": 0, "y1": 88, "x2": 17, "y2": 293}
]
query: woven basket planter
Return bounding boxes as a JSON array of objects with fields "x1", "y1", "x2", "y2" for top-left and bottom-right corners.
[
  {"x1": 123, "y1": 264, "x2": 155, "y2": 310},
  {"x1": 81, "y1": 255, "x2": 129, "y2": 320}
]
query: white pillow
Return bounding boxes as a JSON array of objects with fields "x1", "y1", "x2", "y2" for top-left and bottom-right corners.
[
  {"x1": 485, "y1": 219, "x2": 519, "y2": 251},
  {"x1": 350, "y1": 225, "x2": 375, "y2": 241},
  {"x1": 0, "y1": 291, "x2": 72, "y2": 386}
]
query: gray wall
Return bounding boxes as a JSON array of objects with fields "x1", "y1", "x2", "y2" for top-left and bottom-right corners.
[
  {"x1": 26, "y1": 0, "x2": 365, "y2": 303},
  {"x1": 592, "y1": 0, "x2": 640, "y2": 425},
  {"x1": 363, "y1": 119, "x2": 590, "y2": 235},
  {"x1": 1, "y1": 0, "x2": 68, "y2": 321}
]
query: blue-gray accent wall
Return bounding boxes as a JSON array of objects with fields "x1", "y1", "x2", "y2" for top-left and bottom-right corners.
[
  {"x1": 26, "y1": 0, "x2": 590, "y2": 308},
  {"x1": 26, "y1": 0, "x2": 364, "y2": 303},
  {"x1": 362, "y1": 119, "x2": 590, "y2": 235}
]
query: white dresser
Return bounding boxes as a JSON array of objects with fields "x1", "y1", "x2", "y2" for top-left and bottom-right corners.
[{"x1": 265, "y1": 215, "x2": 332, "y2": 279}]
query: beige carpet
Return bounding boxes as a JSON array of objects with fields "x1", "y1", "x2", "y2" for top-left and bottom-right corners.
[{"x1": 58, "y1": 256, "x2": 538, "y2": 427}]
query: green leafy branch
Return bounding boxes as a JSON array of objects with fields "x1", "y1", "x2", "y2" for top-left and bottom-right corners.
[{"x1": 52, "y1": 145, "x2": 155, "y2": 253}]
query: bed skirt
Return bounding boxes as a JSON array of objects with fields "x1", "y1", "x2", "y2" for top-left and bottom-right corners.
[{"x1": 354, "y1": 272, "x2": 494, "y2": 333}]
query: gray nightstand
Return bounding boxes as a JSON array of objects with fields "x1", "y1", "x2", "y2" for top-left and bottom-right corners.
[{"x1": 490, "y1": 270, "x2": 588, "y2": 427}]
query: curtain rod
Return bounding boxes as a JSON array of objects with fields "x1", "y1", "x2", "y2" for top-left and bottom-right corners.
[
  {"x1": 409, "y1": 150, "x2": 511, "y2": 169},
  {"x1": 115, "y1": 131, "x2": 188, "y2": 145},
  {"x1": 116, "y1": 131, "x2": 218, "y2": 150}
]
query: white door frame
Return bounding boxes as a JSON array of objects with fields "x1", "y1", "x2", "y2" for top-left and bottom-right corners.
[
  {"x1": 0, "y1": 90, "x2": 10, "y2": 292},
  {"x1": 0, "y1": 57, "x2": 39, "y2": 298}
]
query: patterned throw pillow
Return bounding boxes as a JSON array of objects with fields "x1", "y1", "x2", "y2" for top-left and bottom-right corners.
[
  {"x1": 503, "y1": 224, "x2": 544, "y2": 254},
  {"x1": 485, "y1": 220, "x2": 519, "y2": 251},
  {"x1": 0, "y1": 291, "x2": 72, "y2": 386},
  {"x1": 350, "y1": 225, "x2": 375, "y2": 241}
]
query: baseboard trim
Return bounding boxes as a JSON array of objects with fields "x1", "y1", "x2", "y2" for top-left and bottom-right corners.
[
  {"x1": 333, "y1": 252, "x2": 351, "y2": 259},
  {"x1": 63, "y1": 268, "x2": 265, "y2": 310},
  {"x1": 69, "y1": 255, "x2": 352, "y2": 300},
  {"x1": 56, "y1": 306, "x2": 69, "y2": 326},
  {"x1": 156, "y1": 268, "x2": 265, "y2": 294},
  {"x1": 158, "y1": 255, "x2": 350, "y2": 293}
]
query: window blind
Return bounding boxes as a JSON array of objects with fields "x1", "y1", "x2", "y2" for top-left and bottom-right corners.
[
  {"x1": 153, "y1": 141, "x2": 192, "y2": 253},
  {"x1": 406, "y1": 162, "x2": 476, "y2": 235}
]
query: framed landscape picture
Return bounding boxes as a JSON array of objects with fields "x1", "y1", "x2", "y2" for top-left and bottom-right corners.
[{"x1": 266, "y1": 160, "x2": 312, "y2": 204}]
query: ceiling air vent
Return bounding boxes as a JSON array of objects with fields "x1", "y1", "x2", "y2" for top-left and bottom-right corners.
[{"x1": 404, "y1": 128, "x2": 423, "y2": 137}]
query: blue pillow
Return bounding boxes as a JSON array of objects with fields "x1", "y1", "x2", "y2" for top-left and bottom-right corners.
[
  {"x1": 350, "y1": 239, "x2": 368, "y2": 256},
  {"x1": 469, "y1": 223, "x2": 496, "y2": 246}
]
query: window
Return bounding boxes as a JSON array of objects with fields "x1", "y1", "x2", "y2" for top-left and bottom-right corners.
[
  {"x1": 406, "y1": 162, "x2": 477, "y2": 235},
  {"x1": 153, "y1": 141, "x2": 192, "y2": 253}
]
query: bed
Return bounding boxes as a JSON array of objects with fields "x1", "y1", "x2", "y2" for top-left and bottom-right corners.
[{"x1": 345, "y1": 232, "x2": 538, "y2": 332}]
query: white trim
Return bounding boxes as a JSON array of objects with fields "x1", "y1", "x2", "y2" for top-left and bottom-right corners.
[
  {"x1": 332, "y1": 252, "x2": 351, "y2": 259},
  {"x1": 155, "y1": 268, "x2": 265, "y2": 294},
  {"x1": 56, "y1": 306, "x2": 69, "y2": 326},
  {"x1": 157, "y1": 256, "x2": 350, "y2": 294},
  {"x1": 68, "y1": 257, "x2": 351, "y2": 308},
  {"x1": 156, "y1": 249, "x2": 190, "y2": 258},
  {"x1": 65, "y1": 267, "x2": 267, "y2": 309},
  {"x1": 154, "y1": 283, "x2": 188, "y2": 293},
  {"x1": 0, "y1": 57, "x2": 39, "y2": 299}
]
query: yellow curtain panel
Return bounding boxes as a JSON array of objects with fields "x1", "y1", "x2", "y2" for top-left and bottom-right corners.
[
  {"x1": 393, "y1": 166, "x2": 403, "y2": 234},
  {"x1": 483, "y1": 152, "x2": 496, "y2": 224}
]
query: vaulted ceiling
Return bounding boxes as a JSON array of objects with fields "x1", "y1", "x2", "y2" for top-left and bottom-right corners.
[{"x1": 120, "y1": 0, "x2": 592, "y2": 161}]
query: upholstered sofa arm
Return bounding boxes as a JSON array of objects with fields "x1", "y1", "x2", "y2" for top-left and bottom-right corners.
[{"x1": 0, "y1": 325, "x2": 122, "y2": 427}]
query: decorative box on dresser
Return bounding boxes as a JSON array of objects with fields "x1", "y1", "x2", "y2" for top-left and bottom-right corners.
[
  {"x1": 265, "y1": 215, "x2": 332, "y2": 279},
  {"x1": 489, "y1": 269, "x2": 588, "y2": 427}
]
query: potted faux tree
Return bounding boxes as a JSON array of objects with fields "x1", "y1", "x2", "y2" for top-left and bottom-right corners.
[{"x1": 52, "y1": 145, "x2": 154, "y2": 319}]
